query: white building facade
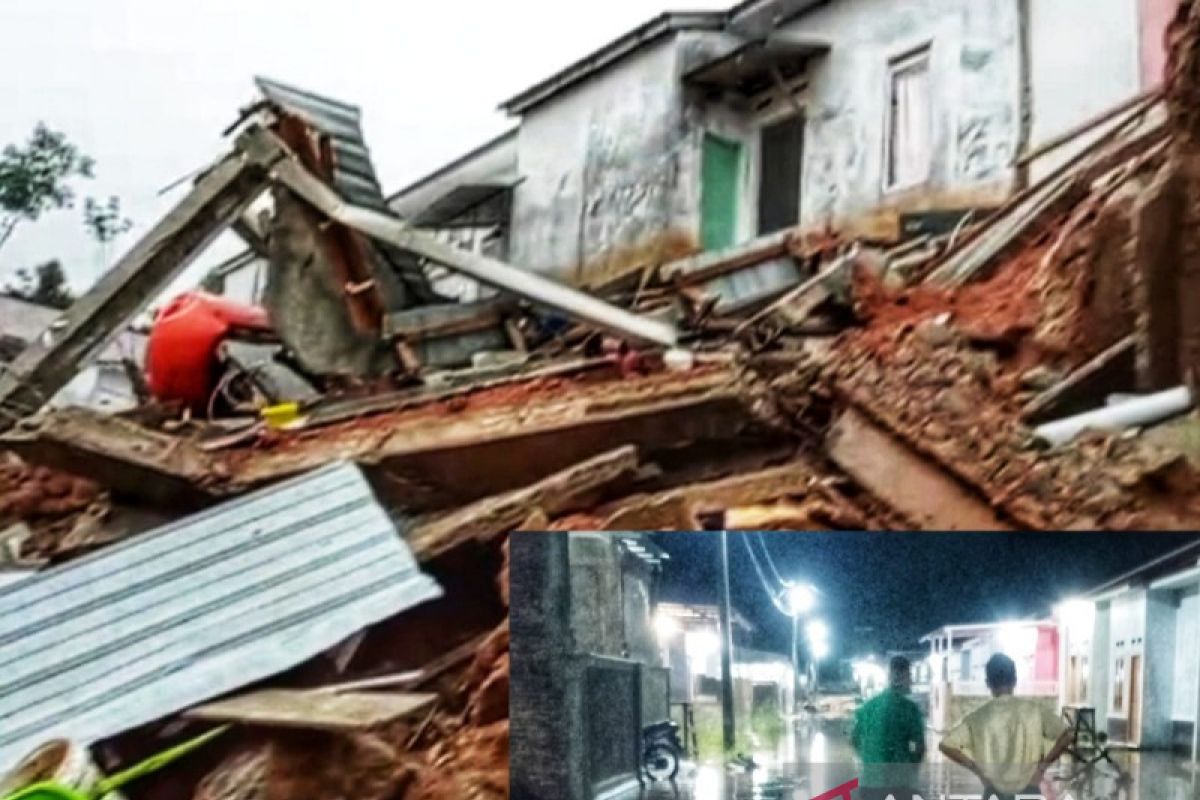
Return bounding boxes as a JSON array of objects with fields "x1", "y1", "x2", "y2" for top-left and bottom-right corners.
[{"x1": 390, "y1": 0, "x2": 1181, "y2": 289}]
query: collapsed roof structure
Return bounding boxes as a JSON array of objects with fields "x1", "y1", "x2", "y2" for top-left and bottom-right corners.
[{"x1": 6, "y1": 2, "x2": 1200, "y2": 796}]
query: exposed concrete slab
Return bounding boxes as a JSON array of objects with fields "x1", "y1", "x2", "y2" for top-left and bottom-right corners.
[
  {"x1": 826, "y1": 407, "x2": 1011, "y2": 531},
  {"x1": 216, "y1": 367, "x2": 767, "y2": 507},
  {"x1": 0, "y1": 408, "x2": 218, "y2": 508},
  {"x1": 4, "y1": 367, "x2": 769, "y2": 514}
]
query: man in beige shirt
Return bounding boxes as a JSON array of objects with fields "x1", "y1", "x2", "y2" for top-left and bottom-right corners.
[{"x1": 938, "y1": 654, "x2": 1073, "y2": 800}]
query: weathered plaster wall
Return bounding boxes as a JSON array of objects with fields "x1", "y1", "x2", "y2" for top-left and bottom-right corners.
[
  {"x1": 510, "y1": 41, "x2": 697, "y2": 285},
  {"x1": 1143, "y1": 589, "x2": 1180, "y2": 748},
  {"x1": 797, "y1": 0, "x2": 1019, "y2": 228},
  {"x1": 568, "y1": 533, "x2": 627, "y2": 657},
  {"x1": 1028, "y1": 0, "x2": 1141, "y2": 181},
  {"x1": 1171, "y1": 589, "x2": 1199, "y2": 723},
  {"x1": 684, "y1": 0, "x2": 1021, "y2": 244}
]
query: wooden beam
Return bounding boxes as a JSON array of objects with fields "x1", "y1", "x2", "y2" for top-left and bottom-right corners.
[
  {"x1": 1014, "y1": 89, "x2": 1161, "y2": 169},
  {"x1": 1022, "y1": 335, "x2": 1137, "y2": 422},
  {"x1": 0, "y1": 128, "x2": 285, "y2": 427},
  {"x1": 602, "y1": 458, "x2": 823, "y2": 530},
  {"x1": 184, "y1": 689, "x2": 436, "y2": 732},
  {"x1": 406, "y1": 445, "x2": 640, "y2": 561}
]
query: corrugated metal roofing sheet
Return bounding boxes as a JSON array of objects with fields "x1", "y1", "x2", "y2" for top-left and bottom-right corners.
[
  {"x1": 253, "y1": 76, "x2": 438, "y2": 305},
  {"x1": 0, "y1": 462, "x2": 441, "y2": 771},
  {"x1": 255, "y1": 77, "x2": 387, "y2": 212}
]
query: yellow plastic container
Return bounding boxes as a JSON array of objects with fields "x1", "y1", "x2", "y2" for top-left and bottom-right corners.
[{"x1": 260, "y1": 402, "x2": 301, "y2": 429}]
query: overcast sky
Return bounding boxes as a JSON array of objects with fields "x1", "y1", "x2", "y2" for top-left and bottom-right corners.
[{"x1": 0, "y1": 0, "x2": 730, "y2": 293}]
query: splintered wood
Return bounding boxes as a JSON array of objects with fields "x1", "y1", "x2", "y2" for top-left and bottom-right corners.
[{"x1": 185, "y1": 690, "x2": 437, "y2": 733}]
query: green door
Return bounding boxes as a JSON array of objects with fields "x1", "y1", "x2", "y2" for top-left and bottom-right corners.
[{"x1": 701, "y1": 134, "x2": 741, "y2": 251}]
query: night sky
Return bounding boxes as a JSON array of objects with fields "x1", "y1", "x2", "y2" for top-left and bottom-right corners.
[{"x1": 651, "y1": 532, "x2": 1199, "y2": 658}]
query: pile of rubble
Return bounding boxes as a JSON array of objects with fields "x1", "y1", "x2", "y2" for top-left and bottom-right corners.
[
  {"x1": 9, "y1": 9, "x2": 1200, "y2": 796},
  {"x1": 195, "y1": 543, "x2": 511, "y2": 800}
]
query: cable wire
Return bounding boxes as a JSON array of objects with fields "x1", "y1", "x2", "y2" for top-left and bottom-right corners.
[
  {"x1": 737, "y1": 533, "x2": 792, "y2": 617},
  {"x1": 755, "y1": 532, "x2": 786, "y2": 587}
]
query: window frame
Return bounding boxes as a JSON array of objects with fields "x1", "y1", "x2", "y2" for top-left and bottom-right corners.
[{"x1": 882, "y1": 44, "x2": 934, "y2": 194}]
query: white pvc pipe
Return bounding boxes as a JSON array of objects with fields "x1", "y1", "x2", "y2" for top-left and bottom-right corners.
[
  {"x1": 1034, "y1": 386, "x2": 1193, "y2": 447},
  {"x1": 273, "y1": 158, "x2": 680, "y2": 348}
]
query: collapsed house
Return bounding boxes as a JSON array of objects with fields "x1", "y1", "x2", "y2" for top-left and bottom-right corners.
[{"x1": 5, "y1": 0, "x2": 1200, "y2": 797}]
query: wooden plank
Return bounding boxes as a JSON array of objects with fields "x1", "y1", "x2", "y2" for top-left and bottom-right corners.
[
  {"x1": 385, "y1": 301, "x2": 508, "y2": 340},
  {"x1": 735, "y1": 253, "x2": 850, "y2": 334},
  {"x1": 602, "y1": 459, "x2": 823, "y2": 530},
  {"x1": 1022, "y1": 335, "x2": 1137, "y2": 422},
  {"x1": 928, "y1": 102, "x2": 1166, "y2": 287},
  {"x1": 661, "y1": 230, "x2": 794, "y2": 286},
  {"x1": 1015, "y1": 89, "x2": 1161, "y2": 169},
  {"x1": 407, "y1": 445, "x2": 641, "y2": 561},
  {"x1": 184, "y1": 689, "x2": 436, "y2": 732}
]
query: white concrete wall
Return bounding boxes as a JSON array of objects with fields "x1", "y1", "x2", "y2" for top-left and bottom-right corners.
[
  {"x1": 1172, "y1": 589, "x2": 1200, "y2": 722},
  {"x1": 495, "y1": 0, "x2": 1148, "y2": 279},
  {"x1": 1107, "y1": 590, "x2": 1146, "y2": 722},
  {"x1": 1143, "y1": 590, "x2": 1180, "y2": 748},
  {"x1": 763, "y1": 0, "x2": 1022, "y2": 230},
  {"x1": 510, "y1": 40, "x2": 693, "y2": 284},
  {"x1": 1091, "y1": 601, "x2": 1112, "y2": 733},
  {"x1": 1027, "y1": 0, "x2": 1141, "y2": 181}
]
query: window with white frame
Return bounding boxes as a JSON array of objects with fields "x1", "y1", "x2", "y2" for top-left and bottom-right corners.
[{"x1": 885, "y1": 47, "x2": 933, "y2": 191}]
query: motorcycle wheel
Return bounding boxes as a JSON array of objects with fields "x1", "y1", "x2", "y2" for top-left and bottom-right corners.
[{"x1": 643, "y1": 742, "x2": 681, "y2": 783}]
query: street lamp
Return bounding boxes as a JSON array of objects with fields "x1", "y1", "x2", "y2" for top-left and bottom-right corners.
[
  {"x1": 806, "y1": 619, "x2": 830, "y2": 645},
  {"x1": 655, "y1": 612, "x2": 680, "y2": 640},
  {"x1": 785, "y1": 582, "x2": 816, "y2": 617},
  {"x1": 781, "y1": 582, "x2": 818, "y2": 714}
]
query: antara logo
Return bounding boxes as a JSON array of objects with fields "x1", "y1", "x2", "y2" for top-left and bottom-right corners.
[{"x1": 808, "y1": 782, "x2": 1078, "y2": 800}]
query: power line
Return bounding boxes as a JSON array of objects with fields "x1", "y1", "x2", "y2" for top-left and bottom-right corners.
[
  {"x1": 756, "y1": 532, "x2": 786, "y2": 586},
  {"x1": 737, "y1": 533, "x2": 792, "y2": 617}
]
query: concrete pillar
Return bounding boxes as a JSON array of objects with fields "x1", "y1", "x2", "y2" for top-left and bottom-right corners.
[
  {"x1": 1192, "y1": 579, "x2": 1200, "y2": 765},
  {"x1": 1143, "y1": 590, "x2": 1180, "y2": 748},
  {"x1": 511, "y1": 532, "x2": 584, "y2": 800},
  {"x1": 1091, "y1": 602, "x2": 1112, "y2": 735}
]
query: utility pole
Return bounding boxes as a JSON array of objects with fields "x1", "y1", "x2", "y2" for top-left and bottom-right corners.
[
  {"x1": 718, "y1": 529, "x2": 737, "y2": 754},
  {"x1": 791, "y1": 614, "x2": 800, "y2": 712}
]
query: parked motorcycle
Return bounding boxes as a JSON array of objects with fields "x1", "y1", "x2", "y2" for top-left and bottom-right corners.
[{"x1": 641, "y1": 720, "x2": 683, "y2": 783}]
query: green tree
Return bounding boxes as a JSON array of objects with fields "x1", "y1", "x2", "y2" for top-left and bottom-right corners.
[
  {"x1": 0, "y1": 124, "x2": 95, "y2": 254},
  {"x1": 4, "y1": 259, "x2": 75, "y2": 309}
]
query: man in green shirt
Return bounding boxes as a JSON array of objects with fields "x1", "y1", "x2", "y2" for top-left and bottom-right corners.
[{"x1": 851, "y1": 656, "x2": 926, "y2": 800}]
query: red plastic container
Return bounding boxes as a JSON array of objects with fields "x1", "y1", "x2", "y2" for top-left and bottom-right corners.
[{"x1": 144, "y1": 292, "x2": 271, "y2": 410}]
